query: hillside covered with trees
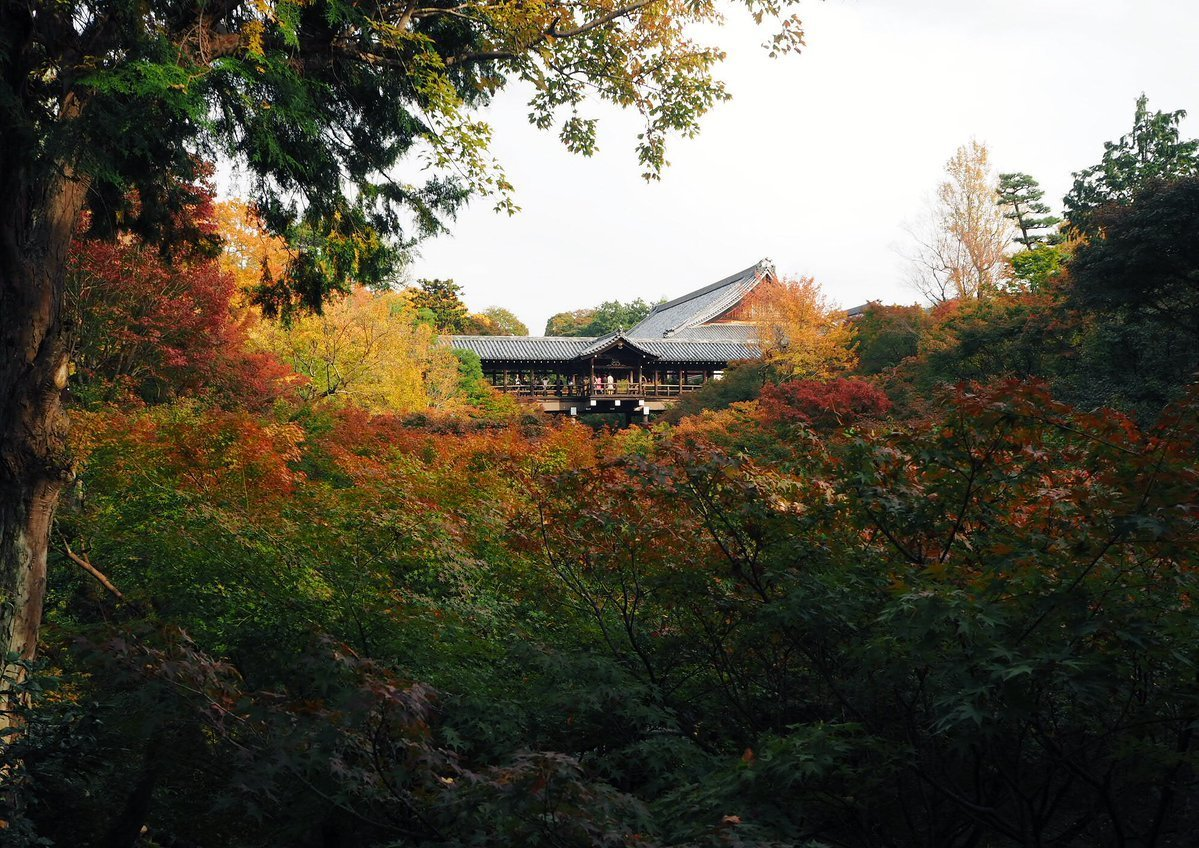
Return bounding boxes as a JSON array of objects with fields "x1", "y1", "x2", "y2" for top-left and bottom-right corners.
[{"x1": 2, "y1": 1, "x2": 1199, "y2": 846}]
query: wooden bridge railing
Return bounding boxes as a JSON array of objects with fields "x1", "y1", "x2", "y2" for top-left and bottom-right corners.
[{"x1": 493, "y1": 383, "x2": 703, "y2": 398}]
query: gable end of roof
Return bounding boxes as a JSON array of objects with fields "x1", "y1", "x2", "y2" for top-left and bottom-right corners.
[{"x1": 629, "y1": 259, "x2": 774, "y2": 338}]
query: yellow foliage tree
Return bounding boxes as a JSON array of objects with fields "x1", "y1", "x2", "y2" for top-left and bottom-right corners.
[
  {"x1": 251, "y1": 287, "x2": 462, "y2": 413},
  {"x1": 748, "y1": 276, "x2": 857, "y2": 378},
  {"x1": 213, "y1": 199, "x2": 292, "y2": 301},
  {"x1": 906, "y1": 140, "x2": 1014, "y2": 303}
]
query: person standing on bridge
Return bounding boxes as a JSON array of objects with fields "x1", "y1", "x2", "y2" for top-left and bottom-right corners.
[{"x1": 606, "y1": 374, "x2": 615, "y2": 395}]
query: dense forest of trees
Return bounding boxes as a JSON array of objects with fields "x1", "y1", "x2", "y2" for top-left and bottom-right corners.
[
  {"x1": 2, "y1": 0, "x2": 1198, "y2": 842},
  {"x1": 0, "y1": 0, "x2": 808, "y2": 679},
  {"x1": 0, "y1": 93, "x2": 1197, "y2": 847}
]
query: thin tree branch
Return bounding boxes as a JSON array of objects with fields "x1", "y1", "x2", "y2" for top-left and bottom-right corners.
[
  {"x1": 548, "y1": 0, "x2": 657, "y2": 39},
  {"x1": 63, "y1": 540, "x2": 125, "y2": 600}
]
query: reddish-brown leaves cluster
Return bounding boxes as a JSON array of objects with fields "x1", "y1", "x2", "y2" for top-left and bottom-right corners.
[
  {"x1": 67, "y1": 190, "x2": 294, "y2": 409},
  {"x1": 758, "y1": 378, "x2": 892, "y2": 429}
]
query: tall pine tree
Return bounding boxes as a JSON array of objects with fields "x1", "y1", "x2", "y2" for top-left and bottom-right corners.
[{"x1": 997, "y1": 172, "x2": 1062, "y2": 248}]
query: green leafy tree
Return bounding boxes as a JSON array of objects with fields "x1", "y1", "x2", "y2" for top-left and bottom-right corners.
[
  {"x1": 911, "y1": 295, "x2": 1065, "y2": 387},
  {"x1": 851, "y1": 302, "x2": 929, "y2": 374},
  {"x1": 452, "y1": 348, "x2": 519, "y2": 417},
  {"x1": 544, "y1": 309, "x2": 597, "y2": 336},
  {"x1": 1070, "y1": 176, "x2": 1199, "y2": 327},
  {"x1": 584, "y1": 299, "x2": 663, "y2": 335},
  {"x1": 475, "y1": 306, "x2": 528, "y2": 336},
  {"x1": 997, "y1": 172, "x2": 1062, "y2": 248},
  {"x1": 544, "y1": 299, "x2": 662, "y2": 336},
  {"x1": 1064, "y1": 176, "x2": 1199, "y2": 414},
  {"x1": 0, "y1": 0, "x2": 806, "y2": 679},
  {"x1": 1064, "y1": 94, "x2": 1199, "y2": 235},
  {"x1": 665, "y1": 361, "x2": 775, "y2": 421},
  {"x1": 1009, "y1": 242, "x2": 1070, "y2": 291},
  {"x1": 411, "y1": 278, "x2": 471, "y2": 333}
]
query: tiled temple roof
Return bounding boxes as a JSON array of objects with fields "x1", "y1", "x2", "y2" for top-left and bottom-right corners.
[
  {"x1": 628, "y1": 260, "x2": 773, "y2": 338},
  {"x1": 637, "y1": 339, "x2": 759, "y2": 363},
  {"x1": 451, "y1": 260, "x2": 771, "y2": 366},
  {"x1": 449, "y1": 336, "x2": 591, "y2": 362},
  {"x1": 449, "y1": 334, "x2": 757, "y2": 365}
]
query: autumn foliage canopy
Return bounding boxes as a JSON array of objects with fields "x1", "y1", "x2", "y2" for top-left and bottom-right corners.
[{"x1": 11, "y1": 107, "x2": 1199, "y2": 845}]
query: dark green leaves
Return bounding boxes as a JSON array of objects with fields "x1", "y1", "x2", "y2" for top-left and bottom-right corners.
[{"x1": 1064, "y1": 94, "x2": 1199, "y2": 236}]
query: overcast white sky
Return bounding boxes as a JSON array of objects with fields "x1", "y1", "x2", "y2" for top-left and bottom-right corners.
[{"x1": 400, "y1": 0, "x2": 1197, "y2": 335}]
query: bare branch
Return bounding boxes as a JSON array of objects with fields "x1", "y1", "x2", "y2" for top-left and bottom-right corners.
[
  {"x1": 63, "y1": 541, "x2": 125, "y2": 600},
  {"x1": 548, "y1": 0, "x2": 657, "y2": 39}
]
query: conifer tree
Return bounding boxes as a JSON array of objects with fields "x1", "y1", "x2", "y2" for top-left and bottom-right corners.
[{"x1": 997, "y1": 172, "x2": 1062, "y2": 248}]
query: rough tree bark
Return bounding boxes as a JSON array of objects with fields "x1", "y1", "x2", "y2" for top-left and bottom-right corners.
[{"x1": 0, "y1": 129, "x2": 90, "y2": 692}]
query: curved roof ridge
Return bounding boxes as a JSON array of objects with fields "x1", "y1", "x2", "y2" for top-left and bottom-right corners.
[
  {"x1": 580, "y1": 330, "x2": 663, "y2": 358},
  {"x1": 647, "y1": 259, "x2": 772, "y2": 315},
  {"x1": 628, "y1": 259, "x2": 774, "y2": 338}
]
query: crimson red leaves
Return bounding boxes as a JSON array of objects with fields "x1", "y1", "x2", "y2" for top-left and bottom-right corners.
[{"x1": 758, "y1": 377, "x2": 892, "y2": 429}]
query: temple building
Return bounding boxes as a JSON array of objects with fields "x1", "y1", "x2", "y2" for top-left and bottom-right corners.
[{"x1": 450, "y1": 260, "x2": 773, "y2": 417}]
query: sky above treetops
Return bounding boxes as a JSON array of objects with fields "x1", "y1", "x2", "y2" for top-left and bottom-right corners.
[{"x1": 220, "y1": 0, "x2": 1197, "y2": 335}]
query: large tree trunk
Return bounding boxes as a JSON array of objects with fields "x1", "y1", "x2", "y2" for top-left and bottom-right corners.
[{"x1": 0, "y1": 154, "x2": 90, "y2": 697}]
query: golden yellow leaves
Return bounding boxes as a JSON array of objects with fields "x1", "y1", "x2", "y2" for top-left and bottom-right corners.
[
  {"x1": 748, "y1": 276, "x2": 857, "y2": 379},
  {"x1": 213, "y1": 200, "x2": 290, "y2": 304},
  {"x1": 249, "y1": 287, "x2": 463, "y2": 414}
]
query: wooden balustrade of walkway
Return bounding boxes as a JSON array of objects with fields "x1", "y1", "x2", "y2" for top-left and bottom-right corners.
[
  {"x1": 493, "y1": 383, "x2": 703, "y2": 399},
  {"x1": 494, "y1": 382, "x2": 703, "y2": 420}
]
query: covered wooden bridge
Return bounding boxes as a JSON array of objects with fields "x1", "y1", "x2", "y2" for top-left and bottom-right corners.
[{"x1": 451, "y1": 260, "x2": 771, "y2": 418}]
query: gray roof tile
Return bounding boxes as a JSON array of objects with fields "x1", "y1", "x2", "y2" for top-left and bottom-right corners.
[
  {"x1": 450, "y1": 334, "x2": 758, "y2": 365},
  {"x1": 579, "y1": 332, "x2": 624, "y2": 357},
  {"x1": 666, "y1": 323, "x2": 757, "y2": 343},
  {"x1": 450, "y1": 261, "x2": 768, "y2": 366},
  {"x1": 450, "y1": 336, "x2": 592, "y2": 361},
  {"x1": 629, "y1": 260, "x2": 773, "y2": 338},
  {"x1": 638, "y1": 339, "x2": 759, "y2": 363}
]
